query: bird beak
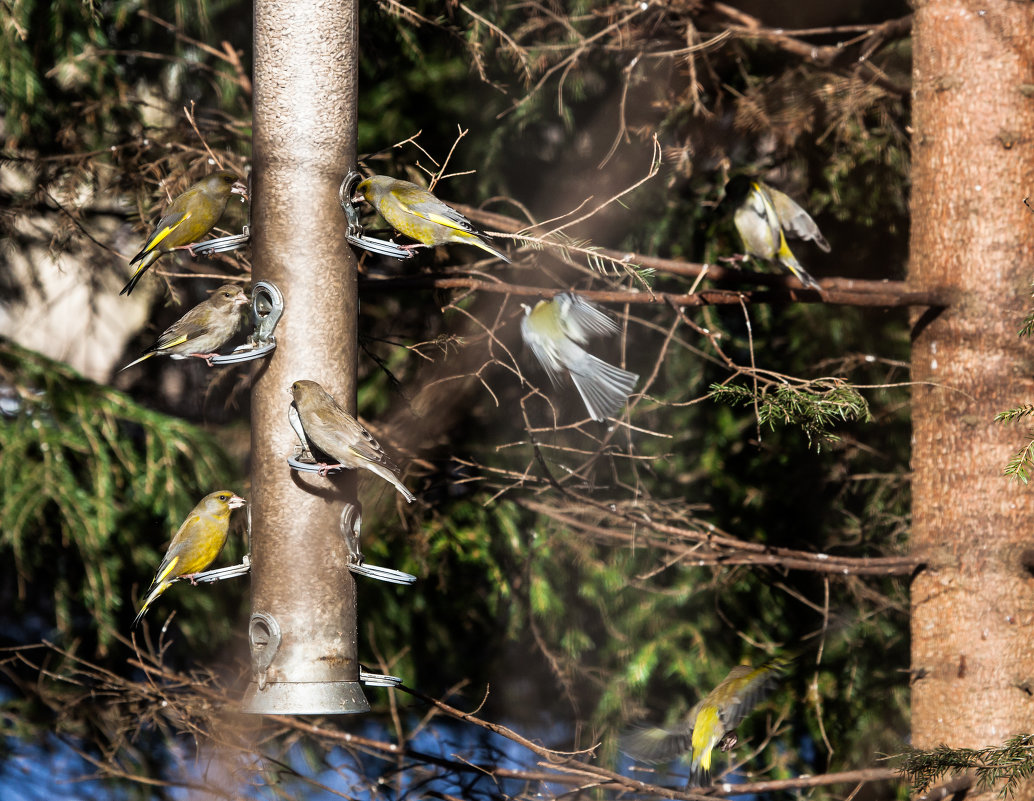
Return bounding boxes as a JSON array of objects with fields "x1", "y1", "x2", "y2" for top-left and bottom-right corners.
[
  {"x1": 231, "y1": 180, "x2": 249, "y2": 201},
  {"x1": 234, "y1": 291, "x2": 249, "y2": 307},
  {"x1": 228, "y1": 494, "x2": 247, "y2": 509}
]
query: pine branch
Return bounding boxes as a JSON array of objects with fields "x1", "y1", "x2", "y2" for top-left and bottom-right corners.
[
  {"x1": 710, "y1": 378, "x2": 871, "y2": 448},
  {"x1": 994, "y1": 407, "x2": 1034, "y2": 483},
  {"x1": 902, "y1": 735, "x2": 1034, "y2": 798}
]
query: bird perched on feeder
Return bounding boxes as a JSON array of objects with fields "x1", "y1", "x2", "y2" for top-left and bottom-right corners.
[
  {"x1": 520, "y1": 292, "x2": 639, "y2": 422},
  {"x1": 120, "y1": 284, "x2": 249, "y2": 370},
  {"x1": 724, "y1": 177, "x2": 828, "y2": 290},
  {"x1": 355, "y1": 174, "x2": 511, "y2": 262},
  {"x1": 122, "y1": 171, "x2": 249, "y2": 296},
  {"x1": 133, "y1": 490, "x2": 246, "y2": 628},
  {"x1": 620, "y1": 655, "x2": 791, "y2": 785},
  {"x1": 290, "y1": 379, "x2": 416, "y2": 503}
]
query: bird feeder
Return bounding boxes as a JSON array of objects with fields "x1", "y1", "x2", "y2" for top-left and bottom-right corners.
[{"x1": 242, "y1": 0, "x2": 372, "y2": 716}]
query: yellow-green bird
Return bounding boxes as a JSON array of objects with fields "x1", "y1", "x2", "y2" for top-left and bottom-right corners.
[
  {"x1": 726, "y1": 177, "x2": 829, "y2": 290},
  {"x1": 290, "y1": 379, "x2": 416, "y2": 503},
  {"x1": 122, "y1": 171, "x2": 249, "y2": 296},
  {"x1": 133, "y1": 490, "x2": 246, "y2": 628},
  {"x1": 520, "y1": 293, "x2": 639, "y2": 422},
  {"x1": 120, "y1": 284, "x2": 249, "y2": 371},
  {"x1": 356, "y1": 175, "x2": 511, "y2": 263},
  {"x1": 621, "y1": 656, "x2": 790, "y2": 785}
]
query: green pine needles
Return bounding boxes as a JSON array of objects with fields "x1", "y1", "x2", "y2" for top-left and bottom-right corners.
[
  {"x1": 903, "y1": 734, "x2": 1034, "y2": 798},
  {"x1": 995, "y1": 277, "x2": 1034, "y2": 483},
  {"x1": 0, "y1": 338, "x2": 237, "y2": 649},
  {"x1": 709, "y1": 377, "x2": 871, "y2": 447},
  {"x1": 994, "y1": 405, "x2": 1034, "y2": 483}
]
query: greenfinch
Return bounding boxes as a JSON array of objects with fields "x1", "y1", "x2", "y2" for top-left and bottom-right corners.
[
  {"x1": 520, "y1": 293, "x2": 639, "y2": 422},
  {"x1": 621, "y1": 656, "x2": 790, "y2": 785},
  {"x1": 122, "y1": 171, "x2": 249, "y2": 296},
  {"x1": 356, "y1": 175, "x2": 511, "y2": 263},
  {"x1": 726, "y1": 177, "x2": 828, "y2": 290},
  {"x1": 120, "y1": 284, "x2": 249, "y2": 371},
  {"x1": 133, "y1": 490, "x2": 246, "y2": 628},
  {"x1": 290, "y1": 379, "x2": 416, "y2": 503}
]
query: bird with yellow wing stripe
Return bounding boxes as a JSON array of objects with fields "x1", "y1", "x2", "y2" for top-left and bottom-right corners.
[
  {"x1": 725, "y1": 177, "x2": 828, "y2": 290},
  {"x1": 132, "y1": 490, "x2": 246, "y2": 628},
  {"x1": 120, "y1": 284, "x2": 249, "y2": 370},
  {"x1": 122, "y1": 171, "x2": 248, "y2": 296},
  {"x1": 356, "y1": 175, "x2": 511, "y2": 263},
  {"x1": 621, "y1": 655, "x2": 791, "y2": 785}
]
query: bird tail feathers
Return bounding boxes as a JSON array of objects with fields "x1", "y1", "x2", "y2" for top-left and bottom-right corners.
[
  {"x1": 687, "y1": 761, "x2": 712, "y2": 788},
  {"x1": 468, "y1": 234, "x2": 511, "y2": 263},
  {"x1": 368, "y1": 463, "x2": 416, "y2": 503},
  {"x1": 391, "y1": 478, "x2": 416, "y2": 504},
  {"x1": 119, "y1": 351, "x2": 155, "y2": 372},
  {"x1": 570, "y1": 355, "x2": 639, "y2": 422},
  {"x1": 132, "y1": 581, "x2": 167, "y2": 629},
  {"x1": 776, "y1": 239, "x2": 821, "y2": 290},
  {"x1": 121, "y1": 249, "x2": 161, "y2": 296}
]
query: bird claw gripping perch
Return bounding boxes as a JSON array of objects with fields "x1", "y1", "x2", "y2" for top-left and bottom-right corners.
[
  {"x1": 210, "y1": 281, "x2": 284, "y2": 365},
  {"x1": 339, "y1": 505, "x2": 416, "y2": 585},
  {"x1": 339, "y1": 170, "x2": 414, "y2": 260},
  {"x1": 286, "y1": 403, "x2": 345, "y2": 474},
  {"x1": 189, "y1": 224, "x2": 251, "y2": 257}
]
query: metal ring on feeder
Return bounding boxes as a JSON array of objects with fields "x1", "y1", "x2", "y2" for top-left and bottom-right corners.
[
  {"x1": 287, "y1": 449, "x2": 345, "y2": 475},
  {"x1": 190, "y1": 224, "x2": 252, "y2": 257},
  {"x1": 360, "y1": 668, "x2": 402, "y2": 687},
  {"x1": 188, "y1": 555, "x2": 252, "y2": 583},
  {"x1": 339, "y1": 505, "x2": 417, "y2": 585}
]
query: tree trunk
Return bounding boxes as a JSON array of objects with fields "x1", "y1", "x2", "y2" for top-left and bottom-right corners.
[{"x1": 910, "y1": 0, "x2": 1034, "y2": 761}]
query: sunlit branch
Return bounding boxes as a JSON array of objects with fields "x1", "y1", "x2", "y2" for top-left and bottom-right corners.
[{"x1": 359, "y1": 273, "x2": 950, "y2": 309}]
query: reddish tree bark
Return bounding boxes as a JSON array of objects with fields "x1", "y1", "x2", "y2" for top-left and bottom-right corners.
[{"x1": 910, "y1": 0, "x2": 1034, "y2": 757}]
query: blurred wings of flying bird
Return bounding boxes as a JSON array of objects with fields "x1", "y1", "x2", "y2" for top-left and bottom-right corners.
[
  {"x1": 290, "y1": 379, "x2": 416, "y2": 503},
  {"x1": 620, "y1": 655, "x2": 791, "y2": 786},
  {"x1": 120, "y1": 284, "x2": 249, "y2": 370},
  {"x1": 356, "y1": 174, "x2": 511, "y2": 263},
  {"x1": 122, "y1": 171, "x2": 249, "y2": 296},
  {"x1": 133, "y1": 490, "x2": 246, "y2": 628},
  {"x1": 520, "y1": 293, "x2": 639, "y2": 422},
  {"x1": 726, "y1": 177, "x2": 829, "y2": 290}
]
